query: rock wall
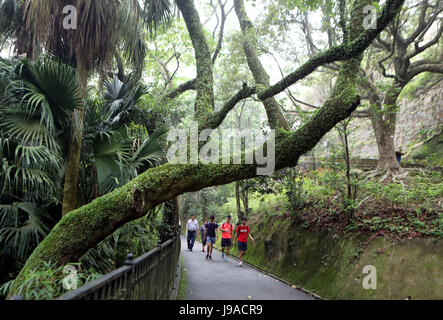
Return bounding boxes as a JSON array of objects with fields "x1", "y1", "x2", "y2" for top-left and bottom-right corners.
[
  {"x1": 224, "y1": 215, "x2": 443, "y2": 300},
  {"x1": 396, "y1": 80, "x2": 443, "y2": 154},
  {"x1": 312, "y1": 78, "x2": 443, "y2": 160}
]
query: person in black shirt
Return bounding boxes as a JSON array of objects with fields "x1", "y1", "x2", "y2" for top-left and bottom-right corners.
[{"x1": 204, "y1": 215, "x2": 218, "y2": 260}]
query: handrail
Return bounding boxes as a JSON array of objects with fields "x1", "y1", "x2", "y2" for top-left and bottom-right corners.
[{"x1": 57, "y1": 232, "x2": 181, "y2": 300}]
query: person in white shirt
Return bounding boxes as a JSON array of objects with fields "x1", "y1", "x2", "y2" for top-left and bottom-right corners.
[{"x1": 186, "y1": 214, "x2": 199, "y2": 252}]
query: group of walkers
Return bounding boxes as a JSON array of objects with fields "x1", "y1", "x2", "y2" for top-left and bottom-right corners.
[{"x1": 185, "y1": 214, "x2": 255, "y2": 267}]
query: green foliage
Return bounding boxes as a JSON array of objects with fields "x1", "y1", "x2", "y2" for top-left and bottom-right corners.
[
  {"x1": 281, "y1": 0, "x2": 328, "y2": 11},
  {"x1": 250, "y1": 0, "x2": 327, "y2": 11},
  {"x1": 282, "y1": 170, "x2": 305, "y2": 214},
  {"x1": 0, "y1": 58, "x2": 82, "y2": 285},
  {"x1": 80, "y1": 75, "x2": 166, "y2": 199},
  {"x1": 362, "y1": 172, "x2": 443, "y2": 206},
  {"x1": 0, "y1": 57, "x2": 165, "y2": 289},
  {"x1": 0, "y1": 261, "x2": 102, "y2": 300},
  {"x1": 410, "y1": 131, "x2": 443, "y2": 167},
  {"x1": 0, "y1": 58, "x2": 82, "y2": 149},
  {"x1": 81, "y1": 212, "x2": 160, "y2": 272},
  {"x1": 221, "y1": 189, "x2": 289, "y2": 221}
]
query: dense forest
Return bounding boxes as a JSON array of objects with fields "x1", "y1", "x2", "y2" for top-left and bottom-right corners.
[{"x1": 0, "y1": 0, "x2": 442, "y2": 300}]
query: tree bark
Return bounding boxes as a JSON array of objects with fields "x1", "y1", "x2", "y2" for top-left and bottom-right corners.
[
  {"x1": 240, "y1": 187, "x2": 249, "y2": 218},
  {"x1": 370, "y1": 84, "x2": 403, "y2": 171},
  {"x1": 201, "y1": 191, "x2": 208, "y2": 222},
  {"x1": 175, "y1": 0, "x2": 214, "y2": 123},
  {"x1": 161, "y1": 198, "x2": 180, "y2": 240},
  {"x1": 234, "y1": 0, "x2": 289, "y2": 130},
  {"x1": 62, "y1": 61, "x2": 88, "y2": 216},
  {"x1": 235, "y1": 182, "x2": 242, "y2": 221}
]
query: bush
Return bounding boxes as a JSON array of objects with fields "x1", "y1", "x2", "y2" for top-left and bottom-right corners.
[{"x1": 0, "y1": 261, "x2": 102, "y2": 300}]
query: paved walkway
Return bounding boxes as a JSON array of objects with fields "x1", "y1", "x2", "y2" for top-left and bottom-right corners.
[{"x1": 180, "y1": 237, "x2": 314, "y2": 300}]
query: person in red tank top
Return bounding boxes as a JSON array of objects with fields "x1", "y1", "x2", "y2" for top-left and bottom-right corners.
[
  {"x1": 234, "y1": 217, "x2": 255, "y2": 267},
  {"x1": 219, "y1": 215, "x2": 234, "y2": 262}
]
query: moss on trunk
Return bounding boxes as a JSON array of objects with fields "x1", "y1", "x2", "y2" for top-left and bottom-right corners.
[
  {"x1": 175, "y1": 0, "x2": 214, "y2": 123},
  {"x1": 234, "y1": 0, "x2": 289, "y2": 130},
  {"x1": 62, "y1": 61, "x2": 88, "y2": 216}
]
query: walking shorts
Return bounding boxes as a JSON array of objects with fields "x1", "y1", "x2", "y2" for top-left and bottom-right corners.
[
  {"x1": 207, "y1": 236, "x2": 216, "y2": 245},
  {"x1": 238, "y1": 241, "x2": 248, "y2": 252},
  {"x1": 221, "y1": 238, "x2": 232, "y2": 248}
]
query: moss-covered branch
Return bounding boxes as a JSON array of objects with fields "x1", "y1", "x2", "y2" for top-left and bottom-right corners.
[
  {"x1": 203, "y1": 83, "x2": 257, "y2": 129},
  {"x1": 234, "y1": 0, "x2": 289, "y2": 130},
  {"x1": 163, "y1": 78, "x2": 197, "y2": 100},
  {"x1": 257, "y1": 0, "x2": 405, "y2": 101}
]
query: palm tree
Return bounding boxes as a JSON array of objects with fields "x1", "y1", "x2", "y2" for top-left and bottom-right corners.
[
  {"x1": 0, "y1": 57, "x2": 83, "y2": 196},
  {"x1": 16, "y1": 0, "x2": 174, "y2": 215},
  {"x1": 81, "y1": 75, "x2": 166, "y2": 197},
  {"x1": 0, "y1": 57, "x2": 83, "y2": 283},
  {"x1": 0, "y1": 0, "x2": 34, "y2": 57},
  {"x1": 0, "y1": 58, "x2": 167, "y2": 285}
]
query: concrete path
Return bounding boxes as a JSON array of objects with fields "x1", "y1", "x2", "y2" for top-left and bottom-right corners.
[{"x1": 180, "y1": 237, "x2": 314, "y2": 300}]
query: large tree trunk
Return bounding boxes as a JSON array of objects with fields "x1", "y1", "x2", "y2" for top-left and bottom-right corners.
[
  {"x1": 62, "y1": 62, "x2": 88, "y2": 216},
  {"x1": 175, "y1": 0, "x2": 214, "y2": 123},
  {"x1": 235, "y1": 182, "x2": 242, "y2": 221},
  {"x1": 200, "y1": 191, "x2": 208, "y2": 222},
  {"x1": 240, "y1": 187, "x2": 249, "y2": 218},
  {"x1": 179, "y1": 197, "x2": 188, "y2": 229},
  {"x1": 370, "y1": 85, "x2": 403, "y2": 171},
  {"x1": 371, "y1": 108, "x2": 399, "y2": 171},
  {"x1": 161, "y1": 198, "x2": 180, "y2": 241}
]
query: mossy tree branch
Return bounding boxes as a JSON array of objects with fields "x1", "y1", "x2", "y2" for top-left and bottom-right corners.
[{"x1": 234, "y1": 0, "x2": 289, "y2": 130}]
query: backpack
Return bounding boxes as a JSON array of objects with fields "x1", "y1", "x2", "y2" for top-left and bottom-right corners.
[{"x1": 222, "y1": 222, "x2": 233, "y2": 232}]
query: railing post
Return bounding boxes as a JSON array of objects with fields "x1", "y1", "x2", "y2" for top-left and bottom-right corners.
[{"x1": 124, "y1": 253, "x2": 134, "y2": 300}]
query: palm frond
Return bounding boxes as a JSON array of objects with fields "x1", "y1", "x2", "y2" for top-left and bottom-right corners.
[
  {"x1": 0, "y1": 105, "x2": 57, "y2": 149},
  {"x1": 142, "y1": 0, "x2": 174, "y2": 38},
  {"x1": 0, "y1": 202, "x2": 54, "y2": 261},
  {"x1": 0, "y1": 137, "x2": 62, "y2": 201}
]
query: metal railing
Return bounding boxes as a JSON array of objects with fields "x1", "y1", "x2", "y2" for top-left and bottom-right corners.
[{"x1": 57, "y1": 233, "x2": 181, "y2": 300}]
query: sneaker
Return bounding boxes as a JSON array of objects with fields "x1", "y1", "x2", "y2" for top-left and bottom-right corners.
[
  {"x1": 209, "y1": 256, "x2": 212, "y2": 260},
  {"x1": 239, "y1": 261, "x2": 243, "y2": 267},
  {"x1": 221, "y1": 253, "x2": 225, "y2": 259},
  {"x1": 206, "y1": 255, "x2": 209, "y2": 259},
  {"x1": 225, "y1": 257, "x2": 229, "y2": 262}
]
